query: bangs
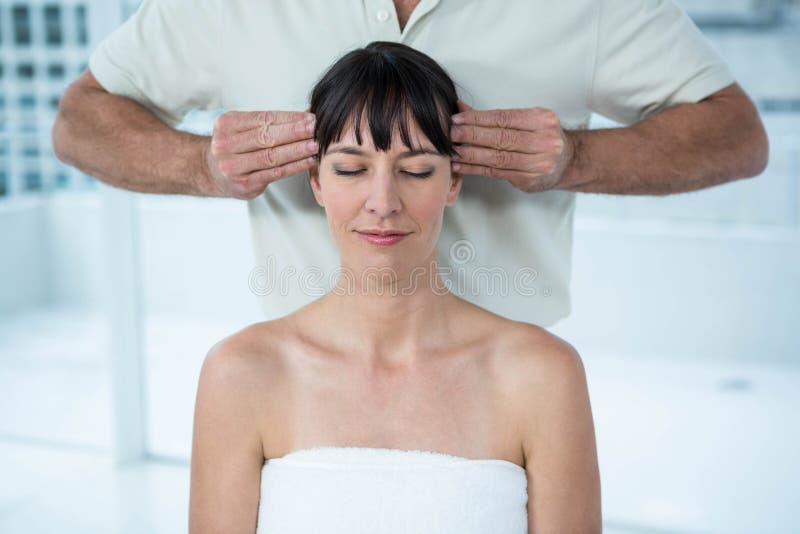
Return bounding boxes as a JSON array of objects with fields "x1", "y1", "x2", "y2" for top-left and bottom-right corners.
[{"x1": 309, "y1": 41, "x2": 462, "y2": 160}]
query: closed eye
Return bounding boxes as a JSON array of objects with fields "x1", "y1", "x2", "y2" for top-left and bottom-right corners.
[{"x1": 333, "y1": 169, "x2": 433, "y2": 179}]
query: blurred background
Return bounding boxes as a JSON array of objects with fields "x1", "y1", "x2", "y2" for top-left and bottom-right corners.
[{"x1": 0, "y1": 0, "x2": 798, "y2": 532}]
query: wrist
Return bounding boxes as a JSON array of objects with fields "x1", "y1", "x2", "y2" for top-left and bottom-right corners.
[
  {"x1": 557, "y1": 129, "x2": 590, "y2": 192},
  {"x1": 194, "y1": 135, "x2": 223, "y2": 197}
]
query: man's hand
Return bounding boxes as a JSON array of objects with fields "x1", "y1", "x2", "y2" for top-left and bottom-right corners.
[
  {"x1": 450, "y1": 100, "x2": 575, "y2": 193},
  {"x1": 203, "y1": 108, "x2": 318, "y2": 200}
]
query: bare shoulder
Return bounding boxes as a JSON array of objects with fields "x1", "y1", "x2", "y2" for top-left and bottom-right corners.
[
  {"x1": 202, "y1": 319, "x2": 289, "y2": 377},
  {"x1": 190, "y1": 319, "x2": 292, "y2": 533},
  {"x1": 489, "y1": 318, "x2": 585, "y2": 389},
  {"x1": 197, "y1": 319, "x2": 293, "y2": 425},
  {"x1": 492, "y1": 320, "x2": 590, "y2": 441},
  {"x1": 491, "y1": 321, "x2": 601, "y2": 533}
]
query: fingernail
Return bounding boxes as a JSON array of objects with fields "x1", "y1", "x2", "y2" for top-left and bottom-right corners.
[
  {"x1": 306, "y1": 140, "x2": 318, "y2": 151},
  {"x1": 452, "y1": 163, "x2": 461, "y2": 171},
  {"x1": 305, "y1": 113, "x2": 315, "y2": 122},
  {"x1": 452, "y1": 115, "x2": 465, "y2": 124}
]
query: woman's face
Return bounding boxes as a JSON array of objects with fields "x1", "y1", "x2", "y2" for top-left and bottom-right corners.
[{"x1": 309, "y1": 115, "x2": 463, "y2": 277}]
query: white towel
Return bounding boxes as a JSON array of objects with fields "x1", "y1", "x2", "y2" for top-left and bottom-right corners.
[{"x1": 256, "y1": 446, "x2": 528, "y2": 534}]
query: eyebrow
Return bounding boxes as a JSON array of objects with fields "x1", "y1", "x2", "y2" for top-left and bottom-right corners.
[{"x1": 326, "y1": 146, "x2": 441, "y2": 159}]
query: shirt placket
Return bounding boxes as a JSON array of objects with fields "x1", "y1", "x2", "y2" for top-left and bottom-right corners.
[{"x1": 363, "y1": 0, "x2": 440, "y2": 43}]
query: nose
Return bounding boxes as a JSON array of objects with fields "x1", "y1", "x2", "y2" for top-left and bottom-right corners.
[{"x1": 363, "y1": 171, "x2": 402, "y2": 217}]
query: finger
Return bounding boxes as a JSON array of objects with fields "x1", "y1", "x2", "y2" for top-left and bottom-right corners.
[
  {"x1": 218, "y1": 109, "x2": 314, "y2": 134},
  {"x1": 245, "y1": 155, "x2": 318, "y2": 188},
  {"x1": 452, "y1": 124, "x2": 560, "y2": 153},
  {"x1": 227, "y1": 138, "x2": 319, "y2": 176},
  {"x1": 223, "y1": 118, "x2": 315, "y2": 154},
  {"x1": 452, "y1": 145, "x2": 558, "y2": 174},
  {"x1": 451, "y1": 100, "x2": 472, "y2": 123},
  {"x1": 452, "y1": 107, "x2": 558, "y2": 130},
  {"x1": 451, "y1": 160, "x2": 547, "y2": 185},
  {"x1": 456, "y1": 99, "x2": 473, "y2": 113}
]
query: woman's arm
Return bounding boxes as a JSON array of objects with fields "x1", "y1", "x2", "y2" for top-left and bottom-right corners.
[
  {"x1": 512, "y1": 328, "x2": 602, "y2": 533},
  {"x1": 189, "y1": 337, "x2": 266, "y2": 533}
]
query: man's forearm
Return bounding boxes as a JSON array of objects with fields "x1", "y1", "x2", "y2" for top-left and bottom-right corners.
[
  {"x1": 53, "y1": 78, "x2": 215, "y2": 197},
  {"x1": 558, "y1": 84, "x2": 769, "y2": 196}
]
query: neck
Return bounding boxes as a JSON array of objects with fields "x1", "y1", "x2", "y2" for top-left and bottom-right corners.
[
  {"x1": 393, "y1": 0, "x2": 421, "y2": 32},
  {"x1": 315, "y1": 257, "x2": 460, "y2": 370}
]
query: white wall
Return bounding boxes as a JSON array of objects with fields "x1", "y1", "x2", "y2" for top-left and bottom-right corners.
[
  {"x1": 551, "y1": 216, "x2": 799, "y2": 365},
  {"x1": 0, "y1": 199, "x2": 48, "y2": 313},
  {"x1": 136, "y1": 195, "x2": 263, "y2": 321}
]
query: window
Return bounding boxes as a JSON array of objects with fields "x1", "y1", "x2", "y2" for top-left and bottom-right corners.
[
  {"x1": 75, "y1": 5, "x2": 87, "y2": 45},
  {"x1": 54, "y1": 171, "x2": 69, "y2": 188},
  {"x1": 18, "y1": 94, "x2": 36, "y2": 109},
  {"x1": 17, "y1": 63, "x2": 34, "y2": 79},
  {"x1": 44, "y1": 5, "x2": 63, "y2": 46},
  {"x1": 22, "y1": 145, "x2": 40, "y2": 158},
  {"x1": 47, "y1": 63, "x2": 65, "y2": 79},
  {"x1": 12, "y1": 5, "x2": 32, "y2": 46},
  {"x1": 23, "y1": 170, "x2": 41, "y2": 191}
]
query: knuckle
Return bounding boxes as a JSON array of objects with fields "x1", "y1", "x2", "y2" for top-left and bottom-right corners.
[
  {"x1": 495, "y1": 109, "x2": 513, "y2": 128},
  {"x1": 218, "y1": 159, "x2": 235, "y2": 177},
  {"x1": 262, "y1": 148, "x2": 279, "y2": 168},
  {"x1": 257, "y1": 126, "x2": 277, "y2": 148},
  {"x1": 259, "y1": 110, "x2": 276, "y2": 126},
  {"x1": 493, "y1": 149, "x2": 509, "y2": 168},
  {"x1": 497, "y1": 128, "x2": 515, "y2": 150},
  {"x1": 211, "y1": 137, "x2": 227, "y2": 154},
  {"x1": 213, "y1": 113, "x2": 228, "y2": 132}
]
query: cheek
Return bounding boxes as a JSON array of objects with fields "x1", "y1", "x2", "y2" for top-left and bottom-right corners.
[
  {"x1": 321, "y1": 185, "x2": 357, "y2": 221},
  {"x1": 410, "y1": 189, "x2": 448, "y2": 227}
]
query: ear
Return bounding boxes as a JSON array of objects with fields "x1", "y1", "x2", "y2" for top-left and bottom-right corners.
[
  {"x1": 308, "y1": 159, "x2": 325, "y2": 207},
  {"x1": 446, "y1": 169, "x2": 463, "y2": 207}
]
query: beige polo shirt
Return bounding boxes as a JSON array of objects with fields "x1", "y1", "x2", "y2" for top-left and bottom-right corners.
[{"x1": 88, "y1": 0, "x2": 735, "y2": 326}]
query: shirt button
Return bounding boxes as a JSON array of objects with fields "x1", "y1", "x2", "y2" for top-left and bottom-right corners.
[{"x1": 376, "y1": 9, "x2": 389, "y2": 22}]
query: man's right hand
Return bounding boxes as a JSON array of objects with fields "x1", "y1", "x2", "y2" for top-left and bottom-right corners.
[{"x1": 203, "y1": 109, "x2": 318, "y2": 200}]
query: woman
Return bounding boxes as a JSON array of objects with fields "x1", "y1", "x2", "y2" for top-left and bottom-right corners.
[{"x1": 189, "y1": 41, "x2": 601, "y2": 534}]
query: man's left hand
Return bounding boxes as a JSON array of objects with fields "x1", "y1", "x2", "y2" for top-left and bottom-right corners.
[{"x1": 450, "y1": 100, "x2": 575, "y2": 193}]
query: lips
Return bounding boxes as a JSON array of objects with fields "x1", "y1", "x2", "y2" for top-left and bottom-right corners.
[
  {"x1": 357, "y1": 229, "x2": 411, "y2": 236},
  {"x1": 355, "y1": 230, "x2": 410, "y2": 246}
]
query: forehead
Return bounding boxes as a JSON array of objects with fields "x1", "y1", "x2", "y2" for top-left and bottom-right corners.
[{"x1": 331, "y1": 111, "x2": 437, "y2": 154}]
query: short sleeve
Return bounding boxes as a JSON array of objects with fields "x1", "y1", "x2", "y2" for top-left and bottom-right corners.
[
  {"x1": 88, "y1": 0, "x2": 221, "y2": 128},
  {"x1": 589, "y1": 0, "x2": 736, "y2": 125}
]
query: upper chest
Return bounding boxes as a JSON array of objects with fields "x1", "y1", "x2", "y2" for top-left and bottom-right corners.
[{"x1": 258, "y1": 329, "x2": 526, "y2": 464}]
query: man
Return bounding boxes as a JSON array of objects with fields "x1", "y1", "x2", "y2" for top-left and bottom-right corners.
[{"x1": 52, "y1": 0, "x2": 768, "y2": 327}]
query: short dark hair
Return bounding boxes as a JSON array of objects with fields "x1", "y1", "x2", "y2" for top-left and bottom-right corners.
[{"x1": 308, "y1": 41, "x2": 461, "y2": 160}]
